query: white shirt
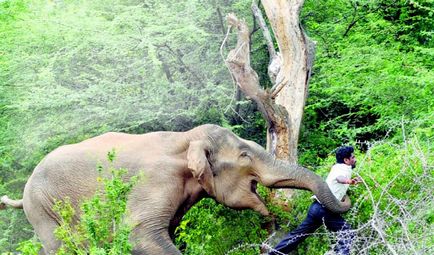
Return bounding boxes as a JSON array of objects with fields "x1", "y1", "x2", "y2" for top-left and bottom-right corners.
[
  {"x1": 326, "y1": 163, "x2": 353, "y2": 201},
  {"x1": 312, "y1": 163, "x2": 353, "y2": 202}
]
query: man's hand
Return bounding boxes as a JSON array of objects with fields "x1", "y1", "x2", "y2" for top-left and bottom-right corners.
[
  {"x1": 337, "y1": 176, "x2": 362, "y2": 185},
  {"x1": 348, "y1": 177, "x2": 362, "y2": 185}
]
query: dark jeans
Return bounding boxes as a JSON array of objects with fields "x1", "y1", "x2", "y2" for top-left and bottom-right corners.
[{"x1": 269, "y1": 201, "x2": 354, "y2": 255}]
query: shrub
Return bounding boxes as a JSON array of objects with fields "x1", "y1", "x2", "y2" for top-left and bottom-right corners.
[{"x1": 175, "y1": 198, "x2": 270, "y2": 255}]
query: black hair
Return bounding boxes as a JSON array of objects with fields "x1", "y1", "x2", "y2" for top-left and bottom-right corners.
[{"x1": 336, "y1": 146, "x2": 354, "y2": 163}]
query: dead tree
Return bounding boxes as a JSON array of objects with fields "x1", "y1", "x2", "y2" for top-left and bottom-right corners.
[{"x1": 225, "y1": 0, "x2": 315, "y2": 165}]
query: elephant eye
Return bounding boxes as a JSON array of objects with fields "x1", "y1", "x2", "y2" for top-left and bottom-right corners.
[
  {"x1": 239, "y1": 151, "x2": 252, "y2": 166},
  {"x1": 240, "y1": 151, "x2": 249, "y2": 158}
]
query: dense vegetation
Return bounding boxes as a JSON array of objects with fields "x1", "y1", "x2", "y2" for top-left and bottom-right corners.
[{"x1": 1, "y1": 0, "x2": 432, "y2": 254}]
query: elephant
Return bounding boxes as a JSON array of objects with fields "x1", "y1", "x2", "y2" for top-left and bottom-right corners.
[{"x1": 1, "y1": 124, "x2": 350, "y2": 254}]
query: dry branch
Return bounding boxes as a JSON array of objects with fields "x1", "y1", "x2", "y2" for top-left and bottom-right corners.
[{"x1": 251, "y1": 0, "x2": 276, "y2": 58}]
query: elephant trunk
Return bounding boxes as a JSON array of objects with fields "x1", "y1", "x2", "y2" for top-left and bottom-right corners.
[{"x1": 257, "y1": 157, "x2": 351, "y2": 214}]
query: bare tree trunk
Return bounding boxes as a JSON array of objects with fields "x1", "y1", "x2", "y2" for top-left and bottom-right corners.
[
  {"x1": 262, "y1": 0, "x2": 315, "y2": 163},
  {"x1": 225, "y1": 0, "x2": 315, "y2": 165}
]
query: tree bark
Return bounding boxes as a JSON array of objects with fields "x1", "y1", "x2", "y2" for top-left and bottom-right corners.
[
  {"x1": 262, "y1": 0, "x2": 315, "y2": 163},
  {"x1": 225, "y1": 0, "x2": 315, "y2": 165}
]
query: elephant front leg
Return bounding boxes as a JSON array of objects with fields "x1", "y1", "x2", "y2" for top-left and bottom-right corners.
[{"x1": 130, "y1": 227, "x2": 182, "y2": 255}]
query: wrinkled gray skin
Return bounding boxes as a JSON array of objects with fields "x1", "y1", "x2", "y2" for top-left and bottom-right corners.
[{"x1": 0, "y1": 124, "x2": 350, "y2": 254}]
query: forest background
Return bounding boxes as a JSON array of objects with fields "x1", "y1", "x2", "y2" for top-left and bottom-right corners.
[{"x1": 0, "y1": 0, "x2": 433, "y2": 254}]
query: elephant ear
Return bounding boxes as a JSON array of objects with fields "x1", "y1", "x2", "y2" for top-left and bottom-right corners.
[{"x1": 187, "y1": 140, "x2": 215, "y2": 197}]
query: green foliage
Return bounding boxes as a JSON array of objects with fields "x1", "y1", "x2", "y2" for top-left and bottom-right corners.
[
  {"x1": 175, "y1": 198, "x2": 269, "y2": 255},
  {"x1": 0, "y1": 208, "x2": 33, "y2": 254},
  {"x1": 299, "y1": 0, "x2": 434, "y2": 165},
  {"x1": 350, "y1": 134, "x2": 433, "y2": 254},
  {"x1": 376, "y1": 0, "x2": 434, "y2": 46},
  {"x1": 52, "y1": 152, "x2": 138, "y2": 255},
  {"x1": 223, "y1": 109, "x2": 267, "y2": 147},
  {"x1": 15, "y1": 238, "x2": 42, "y2": 255}
]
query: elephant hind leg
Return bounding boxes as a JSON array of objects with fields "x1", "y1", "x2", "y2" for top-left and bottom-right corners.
[
  {"x1": 24, "y1": 200, "x2": 61, "y2": 254},
  {"x1": 32, "y1": 216, "x2": 61, "y2": 255}
]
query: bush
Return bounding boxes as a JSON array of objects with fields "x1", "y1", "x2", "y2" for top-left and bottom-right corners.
[{"x1": 175, "y1": 198, "x2": 270, "y2": 255}]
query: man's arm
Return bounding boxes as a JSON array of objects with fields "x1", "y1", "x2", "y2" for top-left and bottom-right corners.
[{"x1": 336, "y1": 176, "x2": 362, "y2": 185}]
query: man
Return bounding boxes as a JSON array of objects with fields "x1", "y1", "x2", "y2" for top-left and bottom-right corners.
[{"x1": 269, "y1": 146, "x2": 361, "y2": 255}]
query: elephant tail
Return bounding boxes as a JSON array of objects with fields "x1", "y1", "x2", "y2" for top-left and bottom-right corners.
[{"x1": 0, "y1": 195, "x2": 23, "y2": 210}]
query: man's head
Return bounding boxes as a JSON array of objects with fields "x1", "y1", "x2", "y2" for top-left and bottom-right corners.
[{"x1": 336, "y1": 146, "x2": 356, "y2": 168}]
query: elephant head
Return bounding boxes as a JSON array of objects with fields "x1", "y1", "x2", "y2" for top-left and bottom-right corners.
[{"x1": 186, "y1": 125, "x2": 350, "y2": 215}]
